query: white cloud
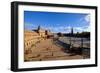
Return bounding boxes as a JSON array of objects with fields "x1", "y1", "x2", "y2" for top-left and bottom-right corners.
[
  {"x1": 78, "y1": 14, "x2": 90, "y2": 26},
  {"x1": 47, "y1": 25, "x2": 90, "y2": 33},
  {"x1": 84, "y1": 15, "x2": 90, "y2": 23},
  {"x1": 73, "y1": 26, "x2": 90, "y2": 33}
]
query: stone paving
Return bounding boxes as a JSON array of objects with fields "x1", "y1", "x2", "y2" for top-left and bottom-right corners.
[{"x1": 24, "y1": 38, "x2": 84, "y2": 62}]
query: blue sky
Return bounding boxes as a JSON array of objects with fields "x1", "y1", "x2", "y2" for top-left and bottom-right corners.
[{"x1": 24, "y1": 11, "x2": 90, "y2": 33}]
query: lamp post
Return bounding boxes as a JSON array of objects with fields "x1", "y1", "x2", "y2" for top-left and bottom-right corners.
[{"x1": 69, "y1": 27, "x2": 73, "y2": 51}]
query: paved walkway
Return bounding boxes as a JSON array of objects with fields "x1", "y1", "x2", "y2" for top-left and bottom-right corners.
[{"x1": 24, "y1": 39, "x2": 83, "y2": 61}]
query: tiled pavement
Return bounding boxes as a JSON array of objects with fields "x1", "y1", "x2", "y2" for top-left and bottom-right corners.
[{"x1": 24, "y1": 39, "x2": 83, "y2": 62}]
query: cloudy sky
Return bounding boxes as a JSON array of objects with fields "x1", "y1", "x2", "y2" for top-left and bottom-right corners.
[{"x1": 24, "y1": 11, "x2": 90, "y2": 33}]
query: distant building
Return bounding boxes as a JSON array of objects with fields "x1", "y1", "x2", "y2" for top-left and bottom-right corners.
[
  {"x1": 33, "y1": 26, "x2": 53, "y2": 39},
  {"x1": 37, "y1": 25, "x2": 47, "y2": 38}
]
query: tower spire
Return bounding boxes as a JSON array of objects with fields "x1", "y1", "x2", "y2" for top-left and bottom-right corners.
[
  {"x1": 71, "y1": 27, "x2": 73, "y2": 35},
  {"x1": 38, "y1": 25, "x2": 41, "y2": 30}
]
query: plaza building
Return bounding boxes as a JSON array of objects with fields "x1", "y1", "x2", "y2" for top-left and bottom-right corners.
[{"x1": 24, "y1": 26, "x2": 53, "y2": 54}]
